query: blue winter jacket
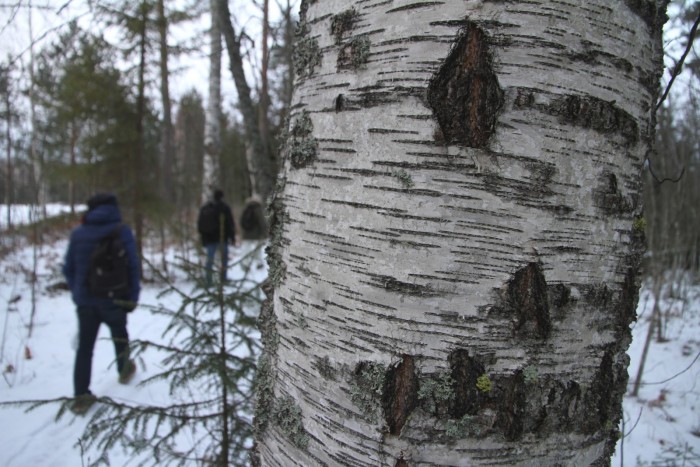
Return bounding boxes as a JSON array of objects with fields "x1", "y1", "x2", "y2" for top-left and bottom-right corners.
[{"x1": 62, "y1": 204, "x2": 140, "y2": 307}]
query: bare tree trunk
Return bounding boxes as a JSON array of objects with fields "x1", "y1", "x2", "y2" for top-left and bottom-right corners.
[
  {"x1": 631, "y1": 276, "x2": 663, "y2": 397},
  {"x1": 157, "y1": 0, "x2": 175, "y2": 203},
  {"x1": 4, "y1": 83, "x2": 12, "y2": 231},
  {"x1": 203, "y1": 0, "x2": 222, "y2": 203},
  {"x1": 255, "y1": 1, "x2": 667, "y2": 465},
  {"x1": 133, "y1": 0, "x2": 148, "y2": 270},
  {"x1": 218, "y1": 0, "x2": 276, "y2": 201},
  {"x1": 257, "y1": 0, "x2": 271, "y2": 198},
  {"x1": 27, "y1": 0, "x2": 42, "y2": 339},
  {"x1": 69, "y1": 122, "x2": 78, "y2": 215}
]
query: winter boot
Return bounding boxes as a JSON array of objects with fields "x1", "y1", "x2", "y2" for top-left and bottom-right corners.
[
  {"x1": 119, "y1": 360, "x2": 137, "y2": 384},
  {"x1": 70, "y1": 393, "x2": 97, "y2": 415}
]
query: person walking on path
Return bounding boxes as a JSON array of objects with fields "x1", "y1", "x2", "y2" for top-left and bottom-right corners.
[
  {"x1": 198, "y1": 189, "x2": 237, "y2": 285},
  {"x1": 62, "y1": 193, "x2": 141, "y2": 414}
]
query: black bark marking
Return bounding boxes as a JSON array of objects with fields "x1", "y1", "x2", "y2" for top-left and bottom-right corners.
[
  {"x1": 514, "y1": 88, "x2": 535, "y2": 108},
  {"x1": 593, "y1": 172, "x2": 634, "y2": 215},
  {"x1": 583, "y1": 283, "x2": 613, "y2": 308},
  {"x1": 624, "y1": 0, "x2": 668, "y2": 31},
  {"x1": 387, "y1": 1, "x2": 445, "y2": 13},
  {"x1": 333, "y1": 86, "x2": 425, "y2": 111},
  {"x1": 558, "y1": 95, "x2": 639, "y2": 145},
  {"x1": 395, "y1": 460, "x2": 409, "y2": 467},
  {"x1": 382, "y1": 355, "x2": 419, "y2": 435},
  {"x1": 367, "y1": 274, "x2": 439, "y2": 297},
  {"x1": 509, "y1": 263, "x2": 552, "y2": 339},
  {"x1": 449, "y1": 349, "x2": 486, "y2": 417},
  {"x1": 335, "y1": 93, "x2": 345, "y2": 112},
  {"x1": 583, "y1": 347, "x2": 616, "y2": 434},
  {"x1": 617, "y1": 267, "x2": 640, "y2": 332},
  {"x1": 314, "y1": 356, "x2": 337, "y2": 381},
  {"x1": 497, "y1": 371, "x2": 527, "y2": 441},
  {"x1": 553, "y1": 380, "x2": 582, "y2": 427},
  {"x1": 331, "y1": 8, "x2": 359, "y2": 44},
  {"x1": 515, "y1": 89, "x2": 640, "y2": 145},
  {"x1": 427, "y1": 22, "x2": 504, "y2": 148},
  {"x1": 548, "y1": 283, "x2": 572, "y2": 309},
  {"x1": 568, "y1": 41, "x2": 634, "y2": 73}
]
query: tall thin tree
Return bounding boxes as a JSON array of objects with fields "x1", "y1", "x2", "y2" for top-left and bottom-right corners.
[
  {"x1": 203, "y1": 0, "x2": 222, "y2": 202},
  {"x1": 219, "y1": 0, "x2": 277, "y2": 202},
  {"x1": 157, "y1": 0, "x2": 175, "y2": 203}
]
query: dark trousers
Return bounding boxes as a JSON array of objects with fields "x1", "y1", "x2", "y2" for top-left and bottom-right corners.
[
  {"x1": 74, "y1": 304, "x2": 129, "y2": 396},
  {"x1": 204, "y1": 242, "x2": 229, "y2": 284}
]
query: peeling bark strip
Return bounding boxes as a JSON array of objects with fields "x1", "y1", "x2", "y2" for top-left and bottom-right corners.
[
  {"x1": 382, "y1": 355, "x2": 418, "y2": 435},
  {"x1": 427, "y1": 22, "x2": 504, "y2": 147}
]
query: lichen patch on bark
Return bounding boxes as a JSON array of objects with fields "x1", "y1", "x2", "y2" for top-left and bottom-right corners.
[
  {"x1": 427, "y1": 22, "x2": 504, "y2": 148},
  {"x1": 331, "y1": 8, "x2": 359, "y2": 44},
  {"x1": 337, "y1": 35, "x2": 372, "y2": 70},
  {"x1": 290, "y1": 110, "x2": 319, "y2": 169}
]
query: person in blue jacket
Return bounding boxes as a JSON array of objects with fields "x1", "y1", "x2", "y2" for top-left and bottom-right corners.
[{"x1": 62, "y1": 193, "x2": 141, "y2": 414}]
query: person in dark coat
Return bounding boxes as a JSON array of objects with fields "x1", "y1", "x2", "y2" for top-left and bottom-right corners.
[
  {"x1": 62, "y1": 193, "x2": 141, "y2": 414},
  {"x1": 198, "y1": 189, "x2": 236, "y2": 285}
]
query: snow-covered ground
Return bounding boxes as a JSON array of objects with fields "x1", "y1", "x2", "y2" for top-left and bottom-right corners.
[
  {"x1": 612, "y1": 278, "x2": 700, "y2": 466},
  {"x1": 0, "y1": 226, "x2": 267, "y2": 466},
  {"x1": 0, "y1": 209, "x2": 698, "y2": 466}
]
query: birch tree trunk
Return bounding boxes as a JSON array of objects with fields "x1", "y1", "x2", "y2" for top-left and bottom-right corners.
[
  {"x1": 203, "y1": 0, "x2": 222, "y2": 202},
  {"x1": 255, "y1": 0, "x2": 667, "y2": 465}
]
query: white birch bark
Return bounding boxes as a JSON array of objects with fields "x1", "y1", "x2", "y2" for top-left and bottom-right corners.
[
  {"x1": 202, "y1": 0, "x2": 222, "y2": 203},
  {"x1": 256, "y1": 1, "x2": 666, "y2": 465}
]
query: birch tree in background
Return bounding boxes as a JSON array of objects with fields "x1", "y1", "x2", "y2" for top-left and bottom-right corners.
[
  {"x1": 203, "y1": 0, "x2": 222, "y2": 203},
  {"x1": 255, "y1": 1, "x2": 667, "y2": 465}
]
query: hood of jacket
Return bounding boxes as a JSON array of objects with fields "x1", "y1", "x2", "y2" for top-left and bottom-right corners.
[{"x1": 84, "y1": 203, "x2": 122, "y2": 226}]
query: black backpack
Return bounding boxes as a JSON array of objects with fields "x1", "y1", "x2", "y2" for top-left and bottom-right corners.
[
  {"x1": 198, "y1": 202, "x2": 220, "y2": 236},
  {"x1": 86, "y1": 224, "x2": 130, "y2": 299}
]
